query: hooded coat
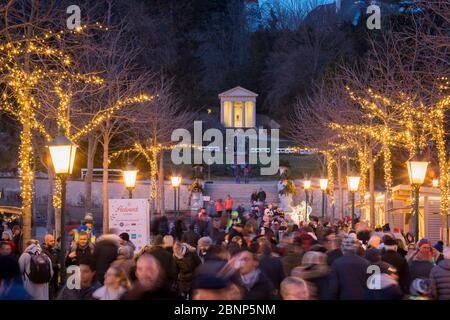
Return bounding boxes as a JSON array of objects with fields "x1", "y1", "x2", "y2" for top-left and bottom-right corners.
[
  {"x1": 173, "y1": 244, "x2": 202, "y2": 294},
  {"x1": 18, "y1": 244, "x2": 54, "y2": 300},
  {"x1": 430, "y1": 259, "x2": 450, "y2": 300}
]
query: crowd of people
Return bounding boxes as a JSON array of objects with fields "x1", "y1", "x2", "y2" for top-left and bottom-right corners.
[{"x1": 1, "y1": 194, "x2": 450, "y2": 301}]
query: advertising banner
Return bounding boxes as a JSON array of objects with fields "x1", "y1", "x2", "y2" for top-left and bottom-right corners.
[{"x1": 108, "y1": 198, "x2": 150, "y2": 252}]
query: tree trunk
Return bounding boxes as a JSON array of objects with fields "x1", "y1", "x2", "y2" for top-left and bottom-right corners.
[
  {"x1": 85, "y1": 135, "x2": 98, "y2": 214},
  {"x1": 20, "y1": 104, "x2": 33, "y2": 249},
  {"x1": 102, "y1": 135, "x2": 110, "y2": 234},
  {"x1": 159, "y1": 150, "x2": 165, "y2": 215},
  {"x1": 369, "y1": 149, "x2": 376, "y2": 228},
  {"x1": 337, "y1": 157, "x2": 344, "y2": 220},
  {"x1": 149, "y1": 150, "x2": 158, "y2": 216}
]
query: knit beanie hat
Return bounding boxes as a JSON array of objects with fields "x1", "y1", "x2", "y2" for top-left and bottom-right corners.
[{"x1": 417, "y1": 238, "x2": 430, "y2": 248}]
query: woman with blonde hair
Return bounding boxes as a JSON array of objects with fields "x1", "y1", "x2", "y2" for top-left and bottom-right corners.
[{"x1": 92, "y1": 266, "x2": 130, "y2": 300}]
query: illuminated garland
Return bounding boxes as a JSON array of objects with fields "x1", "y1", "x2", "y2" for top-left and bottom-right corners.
[
  {"x1": 323, "y1": 152, "x2": 335, "y2": 206},
  {"x1": 53, "y1": 176, "x2": 62, "y2": 209}
]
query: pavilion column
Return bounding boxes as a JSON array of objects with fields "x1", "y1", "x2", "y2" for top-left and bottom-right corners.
[
  {"x1": 242, "y1": 100, "x2": 246, "y2": 128},
  {"x1": 220, "y1": 100, "x2": 224, "y2": 124},
  {"x1": 253, "y1": 100, "x2": 256, "y2": 128},
  {"x1": 231, "y1": 100, "x2": 235, "y2": 128}
]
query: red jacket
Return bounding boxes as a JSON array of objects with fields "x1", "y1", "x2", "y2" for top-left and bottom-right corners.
[{"x1": 225, "y1": 198, "x2": 234, "y2": 210}]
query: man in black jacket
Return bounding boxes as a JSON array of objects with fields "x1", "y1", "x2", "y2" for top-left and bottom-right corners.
[
  {"x1": 57, "y1": 257, "x2": 101, "y2": 300},
  {"x1": 328, "y1": 235, "x2": 370, "y2": 300},
  {"x1": 66, "y1": 231, "x2": 94, "y2": 267},
  {"x1": 232, "y1": 250, "x2": 275, "y2": 300},
  {"x1": 257, "y1": 188, "x2": 266, "y2": 203},
  {"x1": 381, "y1": 236, "x2": 410, "y2": 294},
  {"x1": 42, "y1": 234, "x2": 60, "y2": 299},
  {"x1": 257, "y1": 239, "x2": 285, "y2": 292}
]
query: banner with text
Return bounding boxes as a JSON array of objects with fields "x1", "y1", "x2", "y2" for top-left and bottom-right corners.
[{"x1": 108, "y1": 198, "x2": 150, "y2": 252}]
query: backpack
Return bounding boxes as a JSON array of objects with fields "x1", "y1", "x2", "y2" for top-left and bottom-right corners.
[{"x1": 26, "y1": 251, "x2": 52, "y2": 284}]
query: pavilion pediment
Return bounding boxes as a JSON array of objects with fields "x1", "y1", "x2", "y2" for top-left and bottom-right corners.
[{"x1": 218, "y1": 86, "x2": 258, "y2": 98}]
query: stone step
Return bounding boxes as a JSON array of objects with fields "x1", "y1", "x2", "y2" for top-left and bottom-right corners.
[{"x1": 204, "y1": 181, "x2": 280, "y2": 209}]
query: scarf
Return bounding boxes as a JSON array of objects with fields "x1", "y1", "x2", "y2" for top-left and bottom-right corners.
[{"x1": 240, "y1": 269, "x2": 260, "y2": 290}]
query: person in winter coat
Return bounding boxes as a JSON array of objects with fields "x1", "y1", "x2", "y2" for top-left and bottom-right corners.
[
  {"x1": 158, "y1": 216, "x2": 170, "y2": 237},
  {"x1": 194, "y1": 245, "x2": 229, "y2": 279},
  {"x1": 210, "y1": 218, "x2": 226, "y2": 245},
  {"x1": 57, "y1": 257, "x2": 101, "y2": 300},
  {"x1": 281, "y1": 240, "x2": 304, "y2": 277},
  {"x1": 111, "y1": 245, "x2": 135, "y2": 280},
  {"x1": 408, "y1": 238, "x2": 435, "y2": 281},
  {"x1": 182, "y1": 223, "x2": 200, "y2": 247},
  {"x1": 145, "y1": 236, "x2": 177, "y2": 287},
  {"x1": 225, "y1": 195, "x2": 234, "y2": 214},
  {"x1": 215, "y1": 199, "x2": 225, "y2": 217},
  {"x1": 257, "y1": 188, "x2": 266, "y2": 203},
  {"x1": 364, "y1": 260, "x2": 403, "y2": 300},
  {"x1": 12, "y1": 225, "x2": 23, "y2": 256},
  {"x1": 18, "y1": 241, "x2": 53, "y2": 300},
  {"x1": 195, "y1": 209, "x2": 212, "y2": 237},
  {"x1": 41, "y1": 234, "x2": 60, "y2": 300},
  {"x1": 172, "y1": 242, "x2": 202, "y2": 298},
  {"x1": 364, "y1": 249, "x2": 403, "y2": 300},
  {"x1": 381, "y1": 236, "x2": 410, "y2": 294},
  {"x1": 257, "y1": 239, "x2": 285, "y2": 292},
  {"x1": 121, "y1": 253, "x2": 180, "y2": 300},
  {"x1": 0, "y1": 255, "x2": 32, "y2": 300},
  {"x1": 221, "y1": 250, "x2": 275, "y2": 300},
  {"x1": 66, "y1": 231, "x2": 95, "y2": 267},
  {"x1": 328, "y1": 235, "x2": 370, "y2": 300},
  {"x1": 197, "y1": 236, "x2": 213, "y2": 264},
  {"x1": 291, "y1": 251, "x2": 331, "y2": 300},
  {"x1": 2, "y1": 231, "x2": 16, "y2": 253},
  {"x1": 92, "y1": 266, "x2": 129, "y2": 300},
  {"x1": 119, "y1": 233, "x2": 136, "y2": 251},
  {"x1": 430, "y1": 246, "x2": 450, "y2": 300},
  {"x1": 93, "y1": 234, "x2": 120, "y2": 285},
  {"x1": 251, "y1": 190, "x2": 258, "y2": 203},
  {"x1": 170, "y1": 218, "x2": 186, "y2": 241}
]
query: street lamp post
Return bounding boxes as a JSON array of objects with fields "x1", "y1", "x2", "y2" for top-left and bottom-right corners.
[
  {"x1": 406, "y1": 156, "x2": 428, "y2": 242},
  {"x1": 48, "y1": 129, "x2": 77, "y2": 284},
  {"x1": 171, "y1": 176, "x2": 181, "y2": 217},
  {"x1": 123, "y1": 163, "x2": 138, "y2": 199},
  {"x1": 303, "y1": 178, "x2": 311, "y2": 215},
  {"x1": 320, "y1": 178, "x2": 328, "y2": 219},
  {"x1": 347, "y1": 176, "x2": 360, "y2": 230}
]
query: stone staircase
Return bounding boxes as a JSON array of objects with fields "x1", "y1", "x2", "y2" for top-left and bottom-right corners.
[{"x1": 204, "y1": 181, "x2": 279, "y2": 209}]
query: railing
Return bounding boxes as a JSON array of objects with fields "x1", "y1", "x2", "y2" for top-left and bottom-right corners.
[{"x1": 80, "y1": 168, "x2": 123, "y2": 180}]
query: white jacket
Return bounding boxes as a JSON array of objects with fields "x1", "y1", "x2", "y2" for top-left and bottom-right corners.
[{"x1": 18, "y1": 244, "x2": 54, "y2": 300}]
